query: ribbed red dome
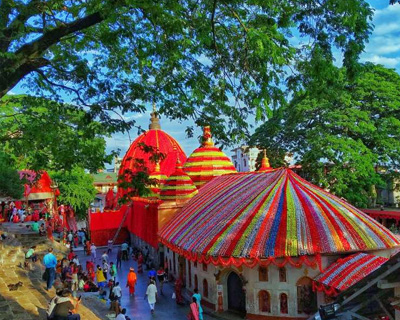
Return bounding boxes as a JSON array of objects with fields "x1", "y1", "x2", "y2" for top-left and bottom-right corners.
[{"x1": 119, "y1": 112, "x2": 187, "y2": 178}]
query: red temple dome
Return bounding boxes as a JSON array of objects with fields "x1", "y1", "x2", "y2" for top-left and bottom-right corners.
[
  {"x1": 160, "y1": 168, "x2": 399, "y2": 268},
  {"x1": 183, "y1": 126, "x2": 236, "y2": 188},
  {"x1": 119, "y1": 107, "x2": 187, "y2": 179},
  {"x1": 160, "y1": 159, "x2": 198, "y2": 201}
]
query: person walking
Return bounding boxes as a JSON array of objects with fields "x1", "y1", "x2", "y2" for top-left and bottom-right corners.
[
  {"x1": 137, "y1": 253, "x2": 144, "y2": 274},
  {"x1": 107, "y1": 239, "x2": 113, "y2": 254},
  {"x1": 145, "y1": 280, "x2": 158, "y2": 314},
  {"x1": 116, "y1": 248, "x2": 122, "y2": 269},
  {"x1": 96, "y1": 265, "x2": 106, "y2": 288},
  {"x1": 90, "y1": 243, "x2": 97, "y2": 261},
  {"x1": 102, "y1": 260, "x2": 109, "y2": 280},
  {"x1": 156, "y1": 266, "x2": 166, "y2": 294},
  {"x1": 121, "y1": 242, "x2": 128, "y2": 261},
  {"x1": 43, "y1": 248, "x2": 57, "y2": 290},
  {"x1": 175, "y1": 277, "x2": 184, "y2": 305},
  {"x1": 110, "y1": 262, "x2": 117, "y2": 281},
  {"x1": 112, "y1": 282, "x2": 122, "y2": 303},
  {"x1": 126, "y1": 267, "x2": 137, "y2": 296},
  {"x1": 192, "y1": 288, "x2": 204, "y2": 320},
  {"x1": 188, "y1": 297, "x2": 200, "y2": 320}
]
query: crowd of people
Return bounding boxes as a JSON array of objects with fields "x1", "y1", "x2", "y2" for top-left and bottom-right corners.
[
  {"x1": 30, "y1": 237, "x2": 204, "y2": 320},
  {"x1": 0, "y1": 201, "x2": 50, "y2": 223}
]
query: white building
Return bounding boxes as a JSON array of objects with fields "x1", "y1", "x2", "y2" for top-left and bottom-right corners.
[{"x1": 231, "y1": 146, "x2": 260, "y2": 172}]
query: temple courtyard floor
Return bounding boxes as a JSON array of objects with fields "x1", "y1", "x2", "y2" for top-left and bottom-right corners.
[{"x1": 0, "y1": 222, "x2": 235, "y2": 320}]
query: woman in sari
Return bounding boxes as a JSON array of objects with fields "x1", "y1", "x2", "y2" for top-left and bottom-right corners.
[
  {"x1": 175, "y1": 277, "x2": 184, "y2": 305},
  {"x1": 187, "y1": 297, "x2": 200, "y2": 320},
  {"x1": 192, "y1": 288, "x2": 204, "y2": 320},
  {"x1": 85, "y1": 240, "x2": 91, "y2": 256},
  {"x1": 126, "y1": 267, "x2": 137, "y2": 296}
]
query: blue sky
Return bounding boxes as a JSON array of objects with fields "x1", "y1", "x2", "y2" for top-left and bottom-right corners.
[{"x1": 9, "y1": 1, "x2": 400, "y2": 168}]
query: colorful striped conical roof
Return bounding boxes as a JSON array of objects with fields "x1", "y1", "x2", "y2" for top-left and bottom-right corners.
[
  {"x1": 183, "y1": 126, "x2": 236, "y2": 188},
  {"x1": 159, "y1": 169, "x2": 399, "y2": 267},
  {"x1": 160, "y1": 159, "x2": 198, "y2": 201}
]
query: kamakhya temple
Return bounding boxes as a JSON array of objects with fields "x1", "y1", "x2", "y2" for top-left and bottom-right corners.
[{"x1": 89, "y1": 110, "x2": 400, "y2": 320}]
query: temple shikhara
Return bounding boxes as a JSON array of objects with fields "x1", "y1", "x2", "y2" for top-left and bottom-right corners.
[{"x1": 89, "y1": 109, "x2": 400, "y2": 320}]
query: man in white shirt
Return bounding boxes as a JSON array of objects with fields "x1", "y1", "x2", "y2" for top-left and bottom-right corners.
[
  {"x1": 101, "y1": 251, "x2": 108, "y2": 263},
  {"x1": 112, "y1": 282, "x2": 122, "y2": 303},
  {"x1": 145, "y1": 280, "x2": 158, "y2": 314},
  {"x1": 116, "y1": 308, "x2": 127, "y2": 320}
]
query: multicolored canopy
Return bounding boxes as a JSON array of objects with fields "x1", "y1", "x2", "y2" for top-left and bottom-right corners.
[
  {"x1": 159, "y1": 169, "x2": 399, "y2": 267},
  {"x1": 160, "y1": 160, "x2": 198, "y2": 201},
  {"x1": 313, "y1": 253, "x2": 388, "y2": 295},
  {"x1": 183, "y1": 126, "x2": 236, "y2": 188}
]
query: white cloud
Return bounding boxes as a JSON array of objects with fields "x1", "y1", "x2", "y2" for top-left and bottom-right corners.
[{"x1": 361, "y1": 54, "x2": 400, "y2": 67}]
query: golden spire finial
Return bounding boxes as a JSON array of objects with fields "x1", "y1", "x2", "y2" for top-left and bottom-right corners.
[
  {"x1": 258, "y1": 149, "x2": 272, "y2": 172},
  {"x1": 154, "y1": 160, "x2": 161, "y2": 173},
  {"x1": 202, "y1": 126, "x2": 214, "y2": 147},
  {"x1": 149, "y1": 102, "x2": 161, "y2": 130}
]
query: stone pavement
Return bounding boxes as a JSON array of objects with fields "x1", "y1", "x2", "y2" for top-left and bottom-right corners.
[
  {"x1": 0, "y1": 223, "x2": 226, "y2": 320},
  {"x1": 75, "y1": 246, "x2": 222, "y2": 320},
  {"x1": 0, "y1": 224, "x2": 103, "y2": 320}
]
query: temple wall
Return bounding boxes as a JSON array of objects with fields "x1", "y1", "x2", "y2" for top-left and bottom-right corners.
[{"x1": 165, "y1": 250, "x2": 335, "y2": 319}]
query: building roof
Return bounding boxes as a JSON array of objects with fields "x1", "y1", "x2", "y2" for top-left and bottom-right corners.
[
  {"x1": 119, "y1": 110, "x2": 187, "y2": 178},
  {"x1": 313, "y1": 252, "x2": 389, "y2": 296},
  {"x1": 183, "y1": 126, "x2": 236, "y2": 188},
  {"x1": 91, "y1": 172, "x2": 118, "y2": 185},
  {"x1": 159, "y1": 168, "x2": 399, "y2": 267},
  {"x1": 19, "y1": 170, "x2": 59, "y2": 200},
  {"x1": 160, "y1": 159, "x2": 198, "y2": 201}
]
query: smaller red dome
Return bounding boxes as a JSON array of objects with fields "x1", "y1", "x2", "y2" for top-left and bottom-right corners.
[
  {"x1": 148, "y1": 161, "x2": 168, "y2": 195},
  {"x1": 160, "y1": 159, "x2": 198, "y2": 201},
  {"x1": 183, "y1": 126, "x2": 236, "y2": 188}
]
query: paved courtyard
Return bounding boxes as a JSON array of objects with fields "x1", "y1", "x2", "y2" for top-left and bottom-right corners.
[{"x1": 75, "y1": 245, "x2": 221, "y2": 319}]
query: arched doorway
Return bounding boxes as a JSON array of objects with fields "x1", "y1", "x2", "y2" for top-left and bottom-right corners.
[{"x1": 227, "y1": 272, "x2": 246, "y2": 315}]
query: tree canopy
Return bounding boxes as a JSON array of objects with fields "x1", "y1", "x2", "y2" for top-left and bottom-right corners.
[
  {"x1": 50, "y1": 166, "x2": 97, "y2": 219},
  {"x1": 0, "y1": 95, "x2": 111, "y2": 172},
  {"x1": 251, "y1": 62, "x2": 400, "y2": 207},
  {"x1": 0, "y1": 0, "x2": 377, "y2": 143},
  {"x1": 0, "y1": 151, "x2": 24, "y2": 199}
]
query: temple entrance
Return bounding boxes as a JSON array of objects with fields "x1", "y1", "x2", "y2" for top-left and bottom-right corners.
[{"x1": 227, "y1": 272, "x2": 246, "y2": 315}]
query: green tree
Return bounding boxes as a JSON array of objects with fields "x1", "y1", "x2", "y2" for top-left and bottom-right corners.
[
  {"x1": 50, "y1": 166, "x2": 97, "y2": 220},
  {"x1": 251, "y1": 62, "x2": 400, "y2": 207},
  {"x1": 0, "y1": 151, "x2": 24, "y2": 199},
  {"x1": 0, "y1": 95, "x2": 112, "y2": 172},
  {"x1": 0, "y1": 0, "x2": 377, "y2": 143}
]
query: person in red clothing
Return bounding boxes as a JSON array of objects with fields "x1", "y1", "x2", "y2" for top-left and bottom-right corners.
[
  {"x1": 137, "y1": 253, "x2": 144, "y2": 274},
  {"x1": 68, "y1": 249, "x2": 74, "y2": 261}
]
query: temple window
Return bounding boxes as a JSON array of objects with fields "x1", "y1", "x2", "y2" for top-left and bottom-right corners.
[
  {"x1": 279, "y1": 267, "x2": 287, "y2": 282},
  {"x1": 194, "y1": 274, "x2": 198, "y2": 291},
  {"x1": 194, "y1": 261, "x2": 198, "y2": 268},
  {"x1": 258, "y1": 267, "x2": 268, "y2": 282},
  {"x1": 203, "y1": 278, "x2": 209, "y2": 298},
  {"x1": 297, "y1": 277, "x2": 318, "y2": 314},
  {"x1": 258, "y1": 290, "x2": 271, "y2": 313},
  {"x1": 202, "y1": 263, "x2": 208, "y2": 271},
  {"x1": 280, "y1": 293, "x2": 288, "y2": 314},
  {"x1": 169, "y1": 259, "x2": 172, "y2": 273}
]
